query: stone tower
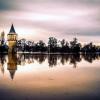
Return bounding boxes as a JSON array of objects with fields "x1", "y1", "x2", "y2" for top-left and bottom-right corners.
[
  {"x1": 7, "y1": 53, "x2": 17, "y2": 80},
  {"x1": 0, "y1": 31, "x2": 5, "y2": 46},
  {"x1": 7, "y1": 24, "x2": 18, "y2": 53}
]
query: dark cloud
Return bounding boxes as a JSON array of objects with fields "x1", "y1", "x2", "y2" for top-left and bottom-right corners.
[
  {"x1": 26, "y1": 0, "x2": 100, "y2": 6},
  {"x1": 0, "y1": 0, "x2": 100, "y2": 12},
  {"x1": 0, "y1": 0, "x2": 10, "y2": 11},
  {"x1": 0, "y1": 0, "x2": 18, "y2": 11},
  {"x1": 0, "y1": 0, "x2": 100, "y2": 38},
  {"x1": 1, "y1": 0, "x2": 100, "y2": 8}
]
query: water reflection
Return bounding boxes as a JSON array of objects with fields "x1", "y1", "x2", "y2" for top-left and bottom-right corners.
[
  {"x1": 0, "y1": 53, "x2": 100, "y2": 79},
  {"x1": 0, "y1": 54, "x2": 6, "y2": 74},
  {"x1": 7, "y1": 53, "x2": 17, "y2": 79}
]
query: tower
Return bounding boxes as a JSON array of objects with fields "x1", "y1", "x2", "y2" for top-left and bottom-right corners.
[
  {"x1": 7, "y1": 24, "x2": 18, "y2": 53},
  {"x1": 7, "y1": 53, "x2": 17, "y2": 80},
  {"x1": 0, "y1": 31, "x2": 5, "y2": 46}
]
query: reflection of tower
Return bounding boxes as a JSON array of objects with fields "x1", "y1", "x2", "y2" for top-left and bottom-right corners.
[
  {"x1": 0, "y1": 31, "x2": 5, "y2": 46},
  {"x1": 48, "y1": 54, "x2": 57, "y2": 67},
  {"x1": 7, "y1": 53, "x2": 17, "y2": 80},
  {"x1": 7, "y1": 24, "x2": 18, "y2": 53},
  {"x1": 0, "y1": 55, "x2": 5, "y2": 74}
]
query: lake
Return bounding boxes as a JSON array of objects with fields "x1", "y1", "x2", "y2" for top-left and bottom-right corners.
[{"x1": 0, "y1": 53, "x2": 100, "y2": 100}]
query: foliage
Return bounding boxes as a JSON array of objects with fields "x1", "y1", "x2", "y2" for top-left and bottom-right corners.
[{"x1": 0, "y1": 37, "x2": 100, "y2": 53}]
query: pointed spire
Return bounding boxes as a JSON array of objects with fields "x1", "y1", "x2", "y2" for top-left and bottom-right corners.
[
  {"x1": 9, "y1": 24, "x2": 16, "y2": 33},
  {"x1": 9, "y1": 70, "x2": 16, "y2": 80}
]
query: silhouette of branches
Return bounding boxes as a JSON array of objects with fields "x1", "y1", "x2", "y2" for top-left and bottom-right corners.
[
  {"x1": 16, "y1": 37, "x2": 100, "y2": 53},
  {"x1": 0, "y1": 37, "x2": 100, "y2": 53}
]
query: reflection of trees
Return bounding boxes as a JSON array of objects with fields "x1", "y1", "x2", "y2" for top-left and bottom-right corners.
[
  {"x1": 48, "y1": 54, "x2": 82, "y2": 68},
  {"x1": 0, "y1": 53, "x2": 100, "y2": 68},
  {"x1": 0, "y1": 54, "x2": 6, "y2": 74},
  {"x1": 48, "y1": 54, "x2": 58, "y2": 67},
  {"x1": 17, "y1": 54, "x2": 47, "y2": 65},
  {"x1": 17, "y1": 53, "x2": 26, "y2": 66},
  {"x1": 16, "y1": 53, "x2": 99, "y2": 68},
  {"x1": 82, "y1": 53, "x2": 100, "y2": 63},
  {"x1": 0, "y1": 53, "x2": 99, "y2": 68},
  {"x1": 0, "y1": 53, "x2": 100, "y2": 77},
  {"x1": 69, "y1": 54, "x2": 81, "y2": 68},
  {"x1": 60, "y1": 54, "x2": 69, "y2": 65},
  {"x1": 33, "y1": 54, "x2": 47, "y2": 64}
]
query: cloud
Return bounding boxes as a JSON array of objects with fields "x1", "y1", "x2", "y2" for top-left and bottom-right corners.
[
  {"x1": 0, "y1": 0, "x2": 100, "y2": 41},
  {"x1": 1, "y1": 0, "x2": 100, "y2": 11},
  {"x1": 0, "y1": 0, "x2": 18, "y2": 11}
]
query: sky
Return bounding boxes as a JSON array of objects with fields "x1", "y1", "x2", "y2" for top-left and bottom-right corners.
[{"x1": 0, "y1": 0, "x2": 100, "y2": 44}]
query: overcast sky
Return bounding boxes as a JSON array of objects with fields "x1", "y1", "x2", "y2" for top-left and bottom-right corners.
[{"x1": 0, "y1": 0, "x2": 100, "y2": 43}]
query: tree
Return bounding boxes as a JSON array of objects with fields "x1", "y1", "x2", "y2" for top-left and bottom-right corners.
[
  {"x1": 17, "y1": 39, "x2": 27, "y2": 52},
  {"x1": 38, "y1": 40, "x2": 46, "y2": 52},
  {"x1": 60, "y1": 39, "x2": 69, "y2": 53},
  {"x1": 60, "y1": 39, "x2": 65, "y2": 48},
  {"x1": 82, "y1": 42, "x2": 97, "y2": 53},
  {"x1": 70, "y1": 38, "x2": 81, "y2": 53},
  {"x1": 48, "y1": 37, "x2": 58, "y2": 52}
]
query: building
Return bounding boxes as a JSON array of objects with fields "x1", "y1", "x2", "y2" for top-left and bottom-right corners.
[
  {"x1": 0, "y1": 31, "x2": 5, "y2": 46},
  {"x1": 7, "y1": 53, "x2": 17, "y2": 80},
  {"x1": 7, "y1": 24, "x2": 18, "y2": 53}
]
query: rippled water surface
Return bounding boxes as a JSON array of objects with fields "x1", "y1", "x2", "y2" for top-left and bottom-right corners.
[{"x1": 0, "y1": 53, "x2": 100, "y2": 100}]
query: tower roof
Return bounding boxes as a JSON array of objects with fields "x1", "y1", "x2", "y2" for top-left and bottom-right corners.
[
  {"x1": 9, "y1": 70, "x2": 16, "y2": 80},
  {"x1": 9, "y1": 24, "x2": 16, "y2": 33}
]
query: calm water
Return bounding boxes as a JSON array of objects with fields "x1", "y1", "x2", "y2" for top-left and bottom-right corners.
[{"x1": 0, "y1": 53, "x2": 100, "y2": 100}]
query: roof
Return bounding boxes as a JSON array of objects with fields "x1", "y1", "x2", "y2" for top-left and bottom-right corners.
[
  {"x1": 9, "y1": 24, "x2": 16, "y2": 33},
  {"x1": 9, "y1": 70, "x2": 16, "y2": 80}
]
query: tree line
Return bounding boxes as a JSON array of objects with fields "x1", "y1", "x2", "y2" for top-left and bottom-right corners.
[
  {"x1": 0, "y1": 37, "x2": 100, "y2": 53},
  {"x1": 16, "y1": 37, "x2": 100, "y2": 53}
]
